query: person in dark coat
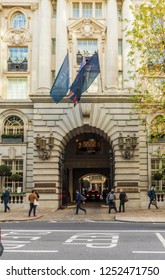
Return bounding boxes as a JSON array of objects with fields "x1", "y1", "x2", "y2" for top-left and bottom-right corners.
[
  {"x1": 119, "y1": 188, "x2": 126, "y2": 212},
  {"x1": 148, "y1": 186, "x2": 158, "y2": 209},
  {"x1": 2, "y1": 188, "x2": 10, "y2": 212},
  {"x1": 75, "y1": 190, "x2": 86, "y2": 215}
]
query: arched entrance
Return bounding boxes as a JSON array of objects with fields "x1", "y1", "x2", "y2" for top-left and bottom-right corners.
[{"x1": 60, "y1": 128, "x2": 114, "y2": 206}]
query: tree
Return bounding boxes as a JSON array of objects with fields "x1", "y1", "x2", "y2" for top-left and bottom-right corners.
[
  {"x1": 10, "y1": 173, "x2": 22, "y2": 193},
  {"x1": 126, "y1": 0, "x2": 165, "y2": 139},
  {"x1": 0, "y1": 165, "x2": 12, "y2": 191}
]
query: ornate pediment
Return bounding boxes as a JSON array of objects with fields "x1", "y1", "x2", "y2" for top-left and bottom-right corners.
[
  {"x1": 2, "y1": 28, "x2": 32, "y2": 46},
  {"x1": 68, "y1": 18, "x2": 106, "y2": 39}
]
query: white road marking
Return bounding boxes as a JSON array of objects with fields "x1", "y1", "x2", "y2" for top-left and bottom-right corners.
[
  {"x1": 2, "y1": 230, "x2": 51, "y2": 251},
  {"x1": 156, "y1": 233, "x2": 165, "y2": 248},
  {"x1": 133, "y1": 251, "x2": 165, "y2": 254},
  {"x1": 4, "y1": 250, "x2": 58, "y2": 253},
  {"x1": 64, "y1": 232, "x2": 119, "y2": 248}
]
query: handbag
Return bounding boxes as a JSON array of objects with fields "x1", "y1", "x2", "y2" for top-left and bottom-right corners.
[
  {"x1": 151, "y1": 199, "x2": 156, "y2": 205},
  {"x1": 124, "y1": 194, "x2": 128, "y2": 202},
  {"x1": 34, "y1": 199, "x2": 39, "y2": 206}
]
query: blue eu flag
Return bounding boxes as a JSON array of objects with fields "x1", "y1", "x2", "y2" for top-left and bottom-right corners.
[
  {"x1": 50, "y1": 53, "x2": 69, "y2": 103},
  {"x1": 68, "y1": 52, "x2": 100, "y2": 105}
]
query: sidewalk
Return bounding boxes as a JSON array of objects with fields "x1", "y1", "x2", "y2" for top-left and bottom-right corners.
[{"x1": 0, "y1": 204, "x2": 165, "y2": 223}]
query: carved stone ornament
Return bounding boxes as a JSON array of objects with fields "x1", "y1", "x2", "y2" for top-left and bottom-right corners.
[
  {"x1": 50, "y1": 0, "x2": 56, "y2": 10},
  {"x1": 81, "y1": 19, "x2": 94, "y2": 38},
  {"x1": 68, "y1": 18, "x2": 106, "y2": 40},
  {"x1": 31, "y1": 3, "x2": 39, "y2": 11},
  {"x1": 2, "y1": 28, "x2": 31, "y2": 45}
]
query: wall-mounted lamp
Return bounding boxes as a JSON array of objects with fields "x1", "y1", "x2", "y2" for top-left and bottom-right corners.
[
  {"x1": 35, "y1": 133, "x2": 54, "y2": 160},
  {"x1": 118, "y1": 133, "x2": 137, "y2": 159}
]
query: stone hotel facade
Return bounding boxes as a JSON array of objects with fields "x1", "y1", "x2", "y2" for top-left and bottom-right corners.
[{"x1": 0, "y1": 0, "x2": 164, "y2": 209}]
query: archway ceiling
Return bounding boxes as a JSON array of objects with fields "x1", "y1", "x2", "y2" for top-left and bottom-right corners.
[{"x1": 63, "y1": 125, "x2": 111, "y2": 147}]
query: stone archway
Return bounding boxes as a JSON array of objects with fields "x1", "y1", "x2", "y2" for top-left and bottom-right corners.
[{"x1": 62, "y1": 128, "x2": 114, "y2": 204}]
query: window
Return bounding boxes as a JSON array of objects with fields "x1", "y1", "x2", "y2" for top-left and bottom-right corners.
[
  {"x1": 118, "y1": 39, "x2": 122, "y2": 69},
  {"x1": 9, "y1": 47, "x2": 28, "y2": 63},
  {"x1": 77, "y1": 40, "x2": 97, "y2": 54},
  {"x1": 73, "y1": 2, "x2": 79, "y2": 18},
  {"x1": 77, "y1": 40, "x2": 98, "y2": 91},
  {"x1": 118, "y1": 71, "x2": 123, "y2": 89},
  {"x1": 3, "y1": 115, "x2": 24, "y2": 135},
  {"x1": 82, "y1": 3, "x2": 92, "y2": 18},
  {"x1": 95, "y1": 3, "x2": 102, "y2": 18},
  {"x1": 8, "y1": 78, "x2": 27, "y2": 99},
  {"x1": 151, "y1": 159, "x2": 165, "y2": 188},
  {"x1": 117, "y1": 8, "x2": 122, "y2": 20},
  {"x1": 3, "y1": 160, "x2": 23, "y2": 193},
  {"x1": 88, "y1": 77, "x2": 99, "y2": 92},
  {"x1": 12, "y1": 13, "x2": 26, "y2": 29}
]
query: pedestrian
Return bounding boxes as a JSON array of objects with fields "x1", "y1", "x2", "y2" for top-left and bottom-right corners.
[
  {"x1": 148, "y1": 186, "x2": 158, "y2": 209},
  {"x1": 28, "y1": 189, "x2": 38, "y2": 217},
  {"x1": 107, "y1": 189, "x2": 117, "y2": 213},
  {"x1": 102, "y1": 189, "x2": 107, "y2": 203},
  {"x1": 75, "y1": 190, "x2": 86, "y2": 215},
  {"x1": 2, "y1": 188, "x2": 10, "y2": 212},
  {"x1": 119, "y1": 188, "x2": 127, "y2": 212},
  {"x1": 33, "y1": 189, "x2": 40, "y2": 213}
]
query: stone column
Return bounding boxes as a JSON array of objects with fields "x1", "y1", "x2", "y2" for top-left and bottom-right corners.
[
  {"x1": 69, "y1": 168, "x2": 73, "y2": 201},
  {"x1": 31, "y1": 4, "x2": 39, "y2": 94},
  {"x1": 122, "y1": 0, "x2": 135, "y2": 89},
  {"x1": 38, "y1": 0, "x2": 51, "y2": 91},
  {"x1": 56, "y1": 0, "x2": 68, "y2": 73},
  {"x1": 106, "y1": 0, "x2": 118, "y2": 89}
]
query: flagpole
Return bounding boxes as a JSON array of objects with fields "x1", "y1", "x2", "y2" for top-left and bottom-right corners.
[{"x1": 98, "y1": 51, "x2": 104, "y2": 92}]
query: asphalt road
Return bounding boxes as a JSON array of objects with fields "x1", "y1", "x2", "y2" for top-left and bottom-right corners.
[{"x1": 1, "y1": 221, "x2": 165, "y2": 260}]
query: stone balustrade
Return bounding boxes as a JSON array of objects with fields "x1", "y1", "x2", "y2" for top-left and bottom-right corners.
[{"x1": 0, "y1": 193, "x2": 26, "y2": 204}]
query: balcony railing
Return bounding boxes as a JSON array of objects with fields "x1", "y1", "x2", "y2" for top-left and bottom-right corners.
[{"x1": 7, "y1": 58, "x2": 28, "y2": 72}]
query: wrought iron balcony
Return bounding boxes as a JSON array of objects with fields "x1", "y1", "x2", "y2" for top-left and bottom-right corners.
[{"x1": 7, "y1": 58, "x2": 28, "y2": 72}]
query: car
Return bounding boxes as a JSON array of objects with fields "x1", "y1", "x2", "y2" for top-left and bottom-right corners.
[{"x1": 85, "y1": 190, "x2": 100, "y2": 201}]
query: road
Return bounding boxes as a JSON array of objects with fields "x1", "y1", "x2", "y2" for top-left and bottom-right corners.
[{"x1": 0, "y1": 221, "x2": 165, "y2": 260}]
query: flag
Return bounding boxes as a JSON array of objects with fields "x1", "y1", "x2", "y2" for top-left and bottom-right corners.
[
  {"x1": 68, "y1": 52, "x2": 100, "y2": 105},
  {"x1": 78, "y1": 55, "x2": 86, "y2": 73},
  {"x1": 66, "y1": 55, "x2": 86, "y2": 100},
  {"x1": 50, "y1": 53, "x2": 69, "y2": 103}
]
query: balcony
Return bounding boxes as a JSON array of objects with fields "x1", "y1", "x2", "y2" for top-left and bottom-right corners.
[
  {"x1": 7, "y1": 58, "x2": 28, "y2": 72},
  {"x1": 1, "y1": 134, "x2": 23, "y2": 143}
]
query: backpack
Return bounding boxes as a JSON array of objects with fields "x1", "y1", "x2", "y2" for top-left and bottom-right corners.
[
  {"x1": 147, "y1": 190, "x2": 151, "y2": 198},
  {"x1": 108, "y1": 192, "x2": 115, "y2": 201}
]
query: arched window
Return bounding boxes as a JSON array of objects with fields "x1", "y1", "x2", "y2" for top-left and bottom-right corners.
[
  {"x1": 3, "y1": 115, "x2": 24, "y2": 137},
  {"x1": 12, "y1": 13, "x2": 26, "y2": 29}
]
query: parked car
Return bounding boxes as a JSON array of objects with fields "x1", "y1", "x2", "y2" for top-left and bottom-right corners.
[{"x1": 85, "y1": 190, "x2": 100, "y2": 201}]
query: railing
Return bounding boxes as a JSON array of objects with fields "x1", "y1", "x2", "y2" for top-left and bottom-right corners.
[
  {"x1": 156, "y1": 193, "x2": 164, "y2": 202},
  {"x1": 0, "y1": 193, "x2": 26, "y2": 204}
]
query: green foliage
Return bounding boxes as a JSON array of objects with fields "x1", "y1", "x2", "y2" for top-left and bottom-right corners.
[
  {"x1": 1, "y1": 134, "x2": 23, "y2": 138},
  {"x1": 0, "y1": 165, "x2": 11, "y2": 177},
  {"x1": 154, "y1": 172, "x2": 163, "y2": 181},
  {"x1": 10, "y1": 173, "x2": 22, "y2": 182},
  {"x1": 126, "y1": 0, "x2": 165, "y2": 140}
]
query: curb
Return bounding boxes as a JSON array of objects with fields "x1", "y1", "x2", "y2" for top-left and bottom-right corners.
[{"x1": 0, "y1": 215, "x2": 43, "y2": 222}]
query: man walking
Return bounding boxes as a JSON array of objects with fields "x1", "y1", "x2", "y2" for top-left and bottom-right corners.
[
  {"x1": 148, "y1": 186, "x2": 158, "y2": 209},
  {"x1": 2, "y1": 188, "x2": 10, "y2": 212},
  {"x1": 75, "y1": 190, "x2": 86, "y2": 215}
]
